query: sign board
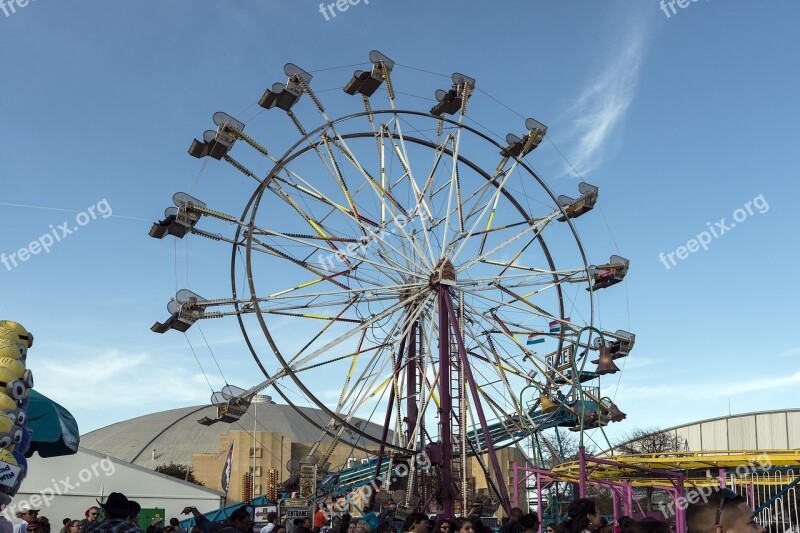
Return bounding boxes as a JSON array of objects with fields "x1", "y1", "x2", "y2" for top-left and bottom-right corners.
[
  {"x1": 282, "y1": 506, "x2": 312, "y2": 533},
  {"x1": 254, "y1": 505, "x2": 278, "y2": 523},
  {"x1": 282, "y1": 498, "x2": 310, "y2": 508},
  {"x1": 285, "y1": 507, "x2": 312, "y2": 520},
  {"x1": 0, "y1": 462, "x2": 21, "y2": 489},
  {"x1": 299, "y1": 463, "x2": 317, "y2": 498}
]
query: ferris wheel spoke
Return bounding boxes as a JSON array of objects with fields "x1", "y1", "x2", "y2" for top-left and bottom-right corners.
[
  {"x1": 480, "y1": 310, "x2": 582, "y2": 387},
  {"x1": 270, "y1": 173, "x2": 381, "y2": 233},
  {"x1": 457, "y1": 211, "x2": 559, "y2": 273},
  {"x1": 319, "y1": 134, "x2": 370, "y2": 239},
  {"x1": 262, "y1": 281, "x2": 428, "y2": 303},
  {"x1": 251, "y1": 186, "x2": 435, "y2": 282},
  {"x1": 285, "y1": 289, "x2": 430, "y2": 372},
  {"x1": 248, "y1": 228, "x2": 424, "y2": 282},
  {"x1": 383, "y1": 123, "x2": 436, "y2": 226},
  {"x1": 263, "y1": 180, "x2": 361, "y2": 268},
  {"x1": 326, "y1": 125, "x2": 412, "y2": 221},
  {"x1": 461, "y1": 288, "x2": 558, "y2": 329},
  {"x1": 459, "y1": 297, "x2": 557, "y2": 359},
  {"x1": 335, "y1": 300, "x2": 431, "y2": 428}
]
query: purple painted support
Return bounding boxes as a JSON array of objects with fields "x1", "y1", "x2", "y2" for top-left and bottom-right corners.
[
  {"x1": 370, "y1": 335, "x2": 405, "y2": 508},
  {"x1": 513, "y1": 462, "x2": 519, "y2": 508},
  {"x1": 675, "y1": 474, "x2": 686, "y2": 533},
  {"x1": 748, "y1": 481, "x2": 755, "y2": 512},
  {"x1": 578, "y1": 446, "x2": 587, "y2": 498},
  {"x1": 719, "y1": 468, "x2": 727, "y2": 489},
  {"x1": 407, "y1": 322, "x2": 418, "y2": 450},
  {"x1": 441, "y1": 288, "x2": 512, "y2": 515},
  {"x1": 438, "y1": 288, "x2": 455, "y2": 518},
  {"x1": 536, "y1": 472, "x2": 543, "y2": 531},
  {"x1": 625, "y1": 480, "x2": 633, "y2": 517}
]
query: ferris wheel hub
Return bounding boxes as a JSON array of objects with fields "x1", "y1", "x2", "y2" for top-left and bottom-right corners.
[{"x1": 429, "y1": 259, "x2": 457, "y2": 287}]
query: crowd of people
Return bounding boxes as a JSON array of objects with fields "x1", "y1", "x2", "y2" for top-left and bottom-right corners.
[
  {"x1": 3, "y1": 489, "x2": 766, "y2": 533},
  {"x1": 5, "y1": 494, "x2": 189, "y2": 533}
]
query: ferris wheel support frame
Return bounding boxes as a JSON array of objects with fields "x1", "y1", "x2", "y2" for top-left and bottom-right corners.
[{"x1": 442, "y1": 285, "x2": 512, "y2": 516}]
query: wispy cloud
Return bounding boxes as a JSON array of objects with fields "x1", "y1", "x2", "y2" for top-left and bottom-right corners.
[
  {"x1": 33, "y1": 347, "x2": 215, "y2": 432},
  {"x1": 619, "y1": 371, "x2": 800, "y2": 401},
  {"x1": 779, "y1": 346, "x2": 800, "y2": 357},
  {"x1": 558, "y1": 21, "x2": 650, "y2": 178}
]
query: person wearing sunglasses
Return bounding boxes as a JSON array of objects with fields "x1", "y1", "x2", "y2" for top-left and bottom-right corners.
[
  {"x1": 686, "y1": 489, "x2": 766, "y2": 533},
  {"x1": 433, "y1": 520, "x2": 452, "y2": 533},
  {"x1": 79, "y1": 509, "x2": 100, "y2": 533}
]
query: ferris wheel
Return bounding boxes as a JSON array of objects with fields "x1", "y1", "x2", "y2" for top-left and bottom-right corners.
[{"x1": 149, "y1": 51, "x2": 634, "y2": 516}]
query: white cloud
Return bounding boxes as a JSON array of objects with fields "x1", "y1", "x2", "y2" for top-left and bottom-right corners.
[
  {"x1": 619, "y1": 371, "x2": 800, "y2": 402},
  {"x1": 779, "y1": 346, "x2": 800, "y2": 357},
  {"x1": 557, "y1": 22, "x2": 650, "y2": 178},
  {"x1": 33, "y1": 346, "x2": 213, "y2": 424}
]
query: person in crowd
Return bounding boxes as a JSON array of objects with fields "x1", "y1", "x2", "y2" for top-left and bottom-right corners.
[
  {"x1": 597, "y1": 518, "x2": 614, "y2": 533},
  {"x1": 450, "y1": 518, "x2": 473, "y2": 533},
  {"x1": 353, "y1": 521, "x2": 371, "y2": 533},
  {"x1": 625, "y1": 519, "x2": 670, "y2": 533},
  {"x1": 0, "y1": 495, "x2": 12, "y2": 533},
  {"x1": 314, "y1": 505, "x2": 329, "y2": 533},
  {"x1": 182, "y1": 506, "x2": 251, "y2": 533},
  {"x1": 128, "y1": 502, "x2": 141, "y2": 528},
  {"x1": 60, "y1": 520, "x2": 72, "y2": 533},
  {"x1": 80, "y1": 509, "x2": 101, "y2": 533},
  {"x1": 27, "y1": 523, "x2": 46, "y2": 533},
  {"x1": 402, "y1": 514, "x2": 428, "y2": 533},
  {"x1": 374, "y1": 525, "x2": 395, "y2": 533},
  {"x1": 146, "y1": 518, "x2": 164, "y2": 533},
  {"x1": 617, "y1": 517, "x2": 635, "y2": 533},
  {"x1": 544, "y1": 523, "x2": 557, "y2": 533},
  {"x1": 332, "y1": 513, "x2": 353, "y2": 533},
  {"x1": 87, "y1": 493, "x2": 141, "y2": 533},
  {"x1": 13, "y1": 505, "x2": 40, "y2": 533},
  {"x1": 273, "y1": 526, "x2": 286, "y2": 533},
  {"x1": 686, "y1": 489, "x2": 765, "y2": 533},
  {"x1": 259, "y1": 513, "x2": 278, "y2": 533},
  {"x1": 563, "y1": 499, "x2": 601, "y2": 533},
  {"x1": 499, "y1": 509, "x2": 524, "y2": 533},
  {"x1": 433, "y1": 519, "x2": 452, "y2": 533},
  {"x1": 66, "y1": 522, "x2": 83, "y2": 533},
  {"x1": 346, "y1": 521, "x2": 357, "y2": 533},
  {"x1": 36, "y1": 518, "x2": 51, "y2": 533},
  {"x1": 165, "y1": 519, "x2": 184, "y2": 533},
  {"x1": 519, "y1": 514, "x2": 539, "y2": 533}
]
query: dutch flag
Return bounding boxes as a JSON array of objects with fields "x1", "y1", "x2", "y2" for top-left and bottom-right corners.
[
  {"x1": 549, "y1": 317, "x2": 570, "y2": 333},
  {"x1": 527, "y1": 333, "x2": 545, "y2": 345}
]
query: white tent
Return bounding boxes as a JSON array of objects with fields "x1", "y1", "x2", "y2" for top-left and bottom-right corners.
[{"x1": 5, "y1": 447, "x2": 223, "y2": 527}]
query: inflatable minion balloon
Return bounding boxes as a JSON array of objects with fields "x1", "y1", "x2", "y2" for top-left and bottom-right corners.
[{"x1": 0, "y1": 321, "x2": 33, "y2": 497}]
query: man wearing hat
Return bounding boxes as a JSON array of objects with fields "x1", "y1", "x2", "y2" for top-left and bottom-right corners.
[
  {"x1": 87, "y1": 493, "x2": 141, "y2": 533},
  {"x1": 145, "y1": 519, "x2": 163, "y2": 533},
  {"x1": 13, "y1": 504, "x2": 40, "y2": 533}
]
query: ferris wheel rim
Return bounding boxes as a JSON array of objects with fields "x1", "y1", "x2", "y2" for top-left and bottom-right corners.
[{"x1": 227, "y1": 106, "x2": 598, "y2": 453}]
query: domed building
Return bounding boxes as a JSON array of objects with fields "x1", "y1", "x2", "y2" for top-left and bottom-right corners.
[
  {"x1": 80, "y1": 396, "x2": 390, "y2": 502},
  {"x1": 77, "y1": 395, "x2": 529, "y2": 518}
]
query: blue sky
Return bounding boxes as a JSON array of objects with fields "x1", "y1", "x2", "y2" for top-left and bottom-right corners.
[{"x1": 1, "y1": 0, "x2": 798, "y2": 455}]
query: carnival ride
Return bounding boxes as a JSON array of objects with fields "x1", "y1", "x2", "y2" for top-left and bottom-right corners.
[
  {"x1": 512, "y1": 449, "x2": 800, "y2": 532},
  {"x1": 149, "y1": 50, "x2": 634, "y2": 517}
]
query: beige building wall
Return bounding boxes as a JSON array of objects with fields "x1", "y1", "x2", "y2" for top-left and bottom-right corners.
[
  {"x1": 470, "y1": 446, "x2": 530, "y2": 517},
  {"x1": 193, "y1": 430, "x2": 292, "y2": 502},
  {"x1": 192, "y1": 430, "x2": 381, "y2": 503}
]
